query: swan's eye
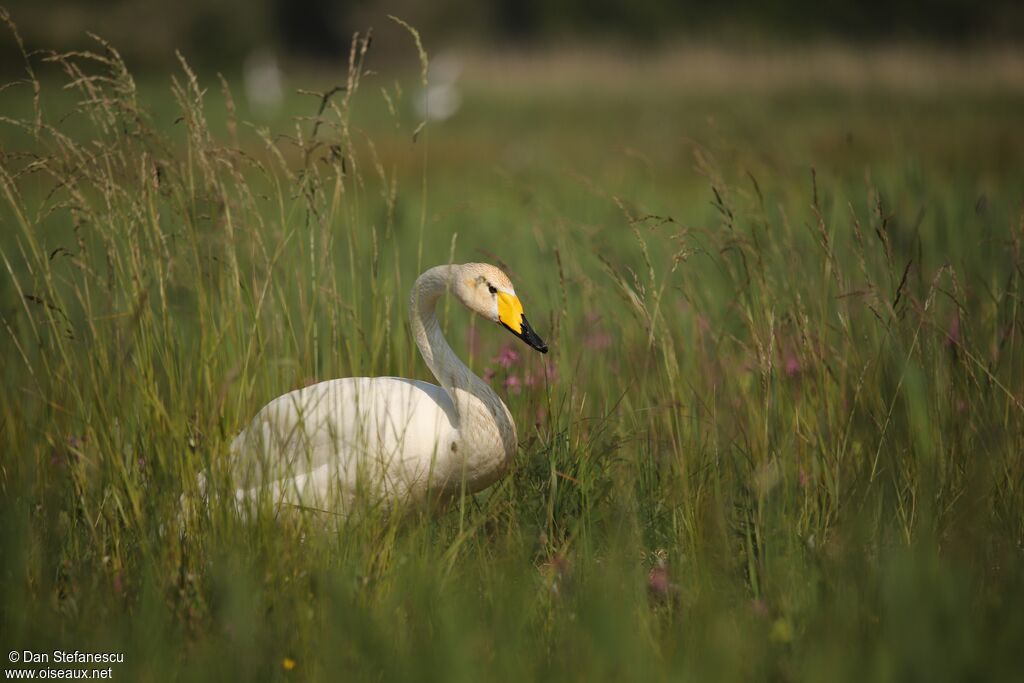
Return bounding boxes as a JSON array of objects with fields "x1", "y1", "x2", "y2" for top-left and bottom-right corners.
[{"x1": 487, "y1": 284, "x2": 497, "y2": 295}]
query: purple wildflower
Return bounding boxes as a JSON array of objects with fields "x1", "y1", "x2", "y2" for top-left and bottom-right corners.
[
  {"x1": 647, "y1": 565, "x2": 678, "y2": 603},
  {"x1": 543, "y1": 360, "x2": 558, "y2": 382},
  {"x1": 584, "y1": 330, "x2": 612, "y2": 350},
  {"x1": 525, "y1": 360, "x2": 558, "y2": 387},
  {"x1": 751, "y1": 598, "x2": 770, "y2": 618},
  {"x1": 784, "y1": 350, "x2": 801, "y2": 377},
  {"x1": 798, "y1": 468, "x2": 810, "y2": 488},
  {"x1": 495, "y1": 345, "x2": 519, "y2": 369}
]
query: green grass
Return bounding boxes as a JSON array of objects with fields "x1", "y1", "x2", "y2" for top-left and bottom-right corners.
[{"x1": 2, "y1": 27, "x2": 1024, "y2": 682}]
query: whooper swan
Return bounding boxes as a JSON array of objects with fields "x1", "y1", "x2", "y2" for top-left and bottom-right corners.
[{"x1": 227, "y1": 263, "x2": 548, "y2": 515}]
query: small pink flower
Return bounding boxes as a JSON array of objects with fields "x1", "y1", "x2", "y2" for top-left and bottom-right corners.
[
  {"x1": 751, "y1": 598, "x2": 770, "y2": 618},
  {"x1": 584, "y1": 330, "x2": 612, "y2": 350},
  {"x1": 504, "y1": 374, "x2": 521, "y2": 394},
  {"x1": 648, "y1": 566, "x2": 669, "y2": 594},
  {"x1": 495, "y1": 345, "x2": 519, "y2": 369},
  {"x1": 798, "y1": 468, "x2": 810, "y2": 488},
  {"x1": 524, "y1": 361, "x2": 558, "y2": 387},
  {"x1": 784, "y1": 351, "x2": 801, "y2": 377},
  {"x1": 543, "y1": 360, "x2": 558, "y2": 382},
  {"x1": 647, "y1": 566, "x2": 678, "y2": 602}
]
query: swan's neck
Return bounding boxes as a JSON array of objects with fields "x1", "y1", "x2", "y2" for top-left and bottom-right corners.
[
  {"x1": 409, "y1": 266, "x2": 516, "y2": 463},
  {"x1": 410, "y1": 266, "x2": 474, "y2": 393}
]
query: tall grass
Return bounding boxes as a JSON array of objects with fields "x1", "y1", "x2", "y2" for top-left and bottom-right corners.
[{"x1": 2, "y1": 19, "x2": 1023, "y2": 681}]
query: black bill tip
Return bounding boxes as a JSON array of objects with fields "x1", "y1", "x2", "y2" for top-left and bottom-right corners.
[{"x1": 502, "y1": 315, "x2": 548, "y2": 353}]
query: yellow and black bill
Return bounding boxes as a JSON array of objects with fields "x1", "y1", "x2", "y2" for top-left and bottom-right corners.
[{"x1": 497, "y1": 292, "x2": 549, "y2": 354}]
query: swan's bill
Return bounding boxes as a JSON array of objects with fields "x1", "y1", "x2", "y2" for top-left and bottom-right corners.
[
  {"x1": 505, "y1": 314, "x2": 548, "y2": 354},
  {"x1": 497, "y1": 291, "x2": 548, "y2": 353},
  {"x1": 496, "y1": 291, "x2": 525, "y2": 332}
]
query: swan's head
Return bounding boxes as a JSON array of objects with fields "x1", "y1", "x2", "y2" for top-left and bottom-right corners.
[{"x1": 454, "y1": 263, "x2": 548, "y2": 354}]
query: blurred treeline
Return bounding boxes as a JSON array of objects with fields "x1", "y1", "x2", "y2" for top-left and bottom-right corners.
[{"x1": 2, "y1": 0, "x2": 1023, "y2": 72}]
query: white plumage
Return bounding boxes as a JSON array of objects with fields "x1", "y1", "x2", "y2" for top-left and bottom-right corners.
[{"x1": 223, "y1": 263, "x2": 548, "y2": 516}]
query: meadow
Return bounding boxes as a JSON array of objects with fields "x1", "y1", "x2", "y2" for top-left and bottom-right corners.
[{"x1": 2, "y1": 21, "x2": 1024, "y2": 681}]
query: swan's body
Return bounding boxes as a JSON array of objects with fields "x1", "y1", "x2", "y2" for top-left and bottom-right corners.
[{"x1": 226, "y1": 263, "x2": 547, "y2": 514}]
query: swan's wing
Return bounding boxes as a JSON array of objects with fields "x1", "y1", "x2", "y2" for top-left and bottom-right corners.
[{"x1": 230, "y1": 377, "x2": 458, "y2": 506}]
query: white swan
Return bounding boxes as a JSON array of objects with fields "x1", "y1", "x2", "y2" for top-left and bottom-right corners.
[{"x1": 226, "y1": 263, "x2": 548, "y2": 515}]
